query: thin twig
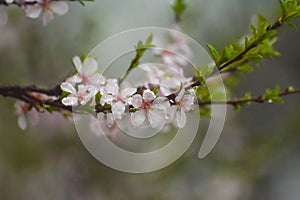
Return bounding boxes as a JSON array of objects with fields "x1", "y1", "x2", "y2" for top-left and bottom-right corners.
[
  {"x1": 218, "y1": 18, "x2": 283, "y2": 72},
  {"x1": 198, "y1": 87, "x2": 300, "y2": 107}
]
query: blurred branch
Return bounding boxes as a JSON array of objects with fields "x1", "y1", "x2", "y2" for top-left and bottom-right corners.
[{"x1": 0, "y1": 0, "x2": 94, "y2": 7}]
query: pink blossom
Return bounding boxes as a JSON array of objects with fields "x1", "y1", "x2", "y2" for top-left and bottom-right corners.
[
  {"x1": 89, "y1": 114, "x2": 119, "y2": 138},
  {"x1": 141, "y1": 63, "x2": 192, "y2": 96},
  {"x1": 130, "y1": 89, "x2": 170, "y2": 129},
  {"x1": 100, "y1": 79, "x2": 137, "y2": 120},
  {"x1": 60, "y1": 82, "x2": 97, "y2": 106},
  {"x1": 66, "y1": 56, "x2": 106, "y2": 88},
  {"x1": 154, "y1": 25, "x2": 192, "y2": 68},
  {"x1": 15, "y1": 101, "x2": 39, "y2": 130},
  {"x1": 24, "y1": 0, "x2": 69, "y2": 26},
  {"x1": 170, "y1": 88, "x2": 196, "y2": 128}
]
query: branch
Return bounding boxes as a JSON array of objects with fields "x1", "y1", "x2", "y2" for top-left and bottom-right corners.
[
  {"x1": 0, "y1": 0, "x2": 93, "y2": 7},
  {"x1": 0, "y1": 85, "x2": 72, "y2": 112},
  {"x1": 218, "y1": 18, "x2": 283, "y2": 72},
  {"x1": 198, "y1": 87, "x2": 300, "y2": 107}
]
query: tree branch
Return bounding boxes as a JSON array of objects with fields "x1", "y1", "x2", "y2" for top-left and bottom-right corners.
[
  {"x1": 0, "y1": 85, "x2": 72, "y2": 112},
  {"x1": 198, "y1": 87, "x2": 300, "y2": 107},
  {"x1": 218, "y1": 18, "x2": 283, "y2": 72}
]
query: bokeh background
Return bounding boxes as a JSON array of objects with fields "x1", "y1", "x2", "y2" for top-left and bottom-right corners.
[{"x1": 0, "y1": 0, "x2": 300, "y2": 199}]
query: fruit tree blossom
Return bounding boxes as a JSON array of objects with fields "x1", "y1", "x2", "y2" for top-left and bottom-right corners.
[{"x1": 24, "y1": 0, "x2": 69, "y2": 26}]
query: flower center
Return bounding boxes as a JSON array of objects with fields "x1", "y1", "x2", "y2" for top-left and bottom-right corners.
[
  {"x1": 40, "y1": 0, "x2": 50, "y2": 9},
  {"x1": 81, "y1": 74, "x2": 88, "y2": 84},
  {"x1": 116, "y1": 95, "x2": 123, "y2": 102},
  {"x1": 77, "y1": 92, "x2": 85, "y2": 102},
  {"x1": 142, "y1": 102, "x2": 151, "y2": 110},
  {"x1": 21, "y1": 104, "x2": 29, "y2": 113}
]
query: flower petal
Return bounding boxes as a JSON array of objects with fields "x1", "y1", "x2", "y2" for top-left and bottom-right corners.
[
  {"x1": 60, "y1": 82, "x2": 76, "y2": 94},
  {"x1": 24, "y1": 5, "x2": 43, "y2": 19},
  {"x1": 175, "y1": 89, "x2": 185, "y2": 102},
  {"x1": 176, "y1": 109, "x2": 186, "y2": 128},
  {"x1": 106, "y1": 113, "x2": 114, "y2": 128},
  {"x1": 143, "y1": 89, "x2": 156, "y2": 102},
  {"x1": 148, "y1": 109, "x2": 165, "y2": 129},
  {"x1": 27, "y1": 110, "x2": 39, "y2": 126},
  {"x1": 100, "y1": 94, "x2": 114, "y2": 106},
  {"x1": 18, "y1": 114, "x2": 27, "y2": 130},
  {"x1": 72, "y1": 56, "x2": 83, "y2": 74},
  {"x1": 83, "y1": 57, "x2": 98, "y2": 76},
  {"x1": 120, "y1": 87, "x2": 137, "y2": 98},
  {"x1": 80, "y1": 95, "x2": 92, "y2": 106},
  {"x1": 105, "y1": 79, "x2": 119, "y2": 96},
  {"x1": 112, "y1": 102, "x2": 125, "y2": 120},
  {"x1": 165, "y1": 106, "x2": 177, "y2": 122},
  {"x1": 89, "y1": 73, "x2": 106, "y2": 86},
  {"x1": 62, "y1": 97, "x2": 78, "y2": 106},
  {"x1": 152, "y1": 97, "x2": 170, "y2": 110},
  {"x1": 42, "y1": 9, "x2": 54, "y2": 26},
  {"x1": 66, "y1": 74, "x2": 82, "y2": 85},
  {"x1": 50, "y1": 1, "x2": 69, "y2": 15},
  {"x1": 182, "y1": 94, "x2": 195, "y2": 111},
  {"x1": 131, "y1": 109, "x2": 146, "y2": 126},
  {"x1": 130, "y1": 94, "x2": 143, "y2": 108}
]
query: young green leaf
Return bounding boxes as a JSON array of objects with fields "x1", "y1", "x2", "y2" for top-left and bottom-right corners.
[
  {"x1": 207, "y1": 44, "x2": 220, "y2": 65},
  {"x1": 172, "y1": 0, "x2": 187, "y2": 21},
  {"x1": 264, "y1": 86, "x2": 283, "y2": 103}
]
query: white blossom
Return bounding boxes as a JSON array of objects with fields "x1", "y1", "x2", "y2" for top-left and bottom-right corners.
[
  {"x1": 141, "y1": 63, "x2": 192, "y2": 96},
  {"x1": 60, "y1": 82, "x2": 97, "y2": 106},
  {"x1": 66, "y1": 56, "x2": 106, "y2": 88},
  {"x1": 171, "y1": 88, "x2": 196, "y2": 128},
  {"x1": 89, "y1": 113, "x2": 119, "y2": 138},
  {"x1": 24, "y1": 0, "x2": 69, "y2": 26},
  {"x1": 100, "y1": 79, "x2": 137, "y2": 120},
  {"x1": 15, "y1": 101, "x2": 39, "y2": 130},
  {"x1": 130, "y1": 89, "x2": 170, "y2": 129}
]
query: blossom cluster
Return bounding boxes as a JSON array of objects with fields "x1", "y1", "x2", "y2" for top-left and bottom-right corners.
[
  {"x1": 14, "y1": 92, "x2": 57, "y2": 130},
  {"x1": 1, "y1": 0, "x2": 68, "y2": 25},
  {"x1": 60, "y1": 55, "x2": 197, "y2": 134},
  {"x1": 13, "y1": 28, "x2": 198, "y2": 134}
]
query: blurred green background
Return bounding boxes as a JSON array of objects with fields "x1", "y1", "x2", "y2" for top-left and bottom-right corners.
[{"x1": 0, "y1": 0, "x2": 300, "y2": 199}]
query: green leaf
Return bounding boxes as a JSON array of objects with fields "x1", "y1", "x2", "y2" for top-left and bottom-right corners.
[
  {"x1": 153, "y1": 87, "x2": 159, "y2": 95},
  {"x1": 263, "y1": 86, "x2": 283, "y2": 103},
  {"x1": 280, "y1": 0, "x2": 300, "y2": 21},
  {"x1": 128, "y1": 34, "x2": 156, "y2": 72},
  {"x1": 207, "y1": 44, "x2": 220, "y2": 65},
  {"x1": 287, "y1": 21, "x2": 299, "y2": 30},
  {"x1": 200, "y1": 107, "x2": 211, "y2": 118},
  {"x1": 44, "y1": 105, "x2": 56, "y2": 113},
  {"x1": 172, "y1": 0, "x2": 187, "y2": 21},
  {"x1": 62, "y1": 91, "x2": 71, "y2": 98},
  {"x1": 219, "y1": 45, "x2": 238, "y2": 65},
  {"x1": 95, "y1": 92, "x2": 102, "y2": 105},
  {"x1": 244, "y1": 37, "x2": 251, "y2": 49},
  {"x1": 240, "y1": 92, "x2": 252, "y2": 106},
  {"x1": 238, "y1": 64, "x2": 253, "y2": 73},
  {"x1": 146, "y1": 33, "x2": 153, "y2": 44},
  {"x1": 195, "y1": 85, "x2": 211, "y2": 102}
]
